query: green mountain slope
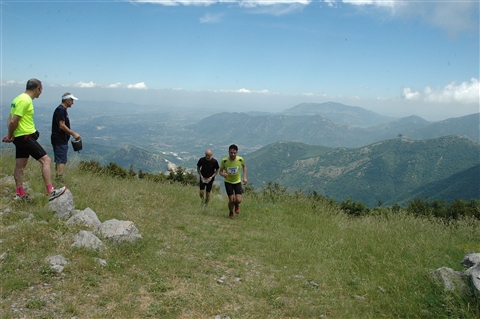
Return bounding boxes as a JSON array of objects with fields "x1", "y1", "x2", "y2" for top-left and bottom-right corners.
[
  {"x1": 409, "y1": 113, "x2": 480, "y2": 142},
  {"x1": 246, "y1": 136, "x2": 480, "y2": 207},
  {"x1": 101, "y1": 144, "x2": 174, "y2": 173},
  {"x1": 243, "y1": 141, "x2": 333, "y2": 187},
  {"x1": 402, "y1": 164, "x2": 480, "y2": 204}
]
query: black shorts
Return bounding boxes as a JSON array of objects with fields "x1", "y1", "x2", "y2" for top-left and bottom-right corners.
[
  {"x1": 200, "y1": 178, "x2": 214, "y2": 193},
  {"x1": 224, "y1": 182, "x2": 243, "y2": 196},
  {"x1": 12, "y1": 131, "x2": 47, "y2": 160}
]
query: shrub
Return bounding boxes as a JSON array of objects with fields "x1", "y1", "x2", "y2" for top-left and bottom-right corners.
[
  {"x1": 260, "y1": 181, "x2": 287, "y2": 203},
  {"x1": 339, "y1": 198, "x2": 370, "y2": 217},
  {"x1": 78, "y1": 160, "x2": 103, "y2": 173},
  {"x1": 167, "y1": 166, "x2": 197, "y2": 186}
]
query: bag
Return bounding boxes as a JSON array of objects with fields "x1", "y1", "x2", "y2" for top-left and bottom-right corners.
[{"x1": 71, "y1": 138, "x2": 83, "y2": 152}]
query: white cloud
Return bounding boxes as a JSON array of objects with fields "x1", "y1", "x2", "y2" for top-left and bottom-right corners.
[
  {"x1": 200, "y1": 12, "x2": 224, "y2": 23},
  {"x1": 74, "y1": 81, "x2": 99, "y2": 88},
  {"x1": 129, "y1": 0, "x2": 219, "y2": 6},
  {"x1": 341, "y1": 0, "x2": 397, "y2": 8},
  {"x1": 215, "y1": 88, "x2": 272, "y2": 94},
  {"x1": 402, "y1": 78, "x2": 480, "y2": 104},
  {"x1": 129, "y1": 0, "x2": 311, "y2": 7},
  {"x1": 0, "y1": 80, "x2": 24, "y2": 86},
  {"x1": 401, "y1": 87, "x2": 420, "y2": 101},
  {"x1": 100, "y1": 82, "x2": 148, "y2": 89},
  {"x1": 338, "y1": 0, "x2": 478, "y2": 36},
  {"x1": 247, "y1": 2, "x2": 307, "y2": 15},
  {"x1": 129, "y1": 0, "x2": 477, "y2": 34},
  {"x1": 127, "y1": 82, "x2": 148, "y2": 89},
  {"x1": 64, "y1": 81, "x2": 148, "y2": 89},
  {"x1": 239, "y1": 0, "x2": 311, "y2": 8},
  {"x1": 106, "y1": 82, "x2": 123, "y2": 88}
]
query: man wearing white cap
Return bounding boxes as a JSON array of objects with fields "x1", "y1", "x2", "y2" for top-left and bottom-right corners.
[{"x1": 51, "y1": 92, "x2": 81, "y2": 181}]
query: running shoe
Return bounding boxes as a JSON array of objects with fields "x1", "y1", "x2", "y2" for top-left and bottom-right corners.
[
  {"x1": 228, "y1": 212, "x2": 234, "y2": 219},
  {"x1": 235, "y1": 204, "x2": 240, "y2": 214},
  {"x1": 48, "y1": 186, "x2": 66, "y2": 201},
  {"x1": 13, "y1": 194, "x2": 31, "y2": 201}
]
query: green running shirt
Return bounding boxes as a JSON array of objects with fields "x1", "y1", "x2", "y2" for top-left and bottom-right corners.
[
  {"x1": 10, "y1": 93, "x2": 36, "y2": 137},
  {"x1": 221, "y1": 156, "x2": 245, "y2": 184}
]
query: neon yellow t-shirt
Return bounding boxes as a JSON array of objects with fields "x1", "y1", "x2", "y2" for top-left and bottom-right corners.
[
  {"x1": 10, "y1": 93, "x2": 36, "y2": 137},
  {"x1": 221, "y1": 156, "x2": 245, "y2": 184}
]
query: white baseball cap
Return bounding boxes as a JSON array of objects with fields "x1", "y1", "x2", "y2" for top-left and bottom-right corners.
[{"x1": 62, "y1": 94, "x2": 78, "y2": 100}]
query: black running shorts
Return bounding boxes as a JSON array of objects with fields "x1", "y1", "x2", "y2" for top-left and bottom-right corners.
[{"x1": 13, "y1": 131, "x2": 47, "y2": 160}]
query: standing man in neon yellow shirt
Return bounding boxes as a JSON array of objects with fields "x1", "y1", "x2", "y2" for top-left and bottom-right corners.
[
  {"x1": 219, "y1": 144, "x2": 247, "y2": 219},
  {"x1": 2, "y1": 78, "x2": 66, "y2": 201}
]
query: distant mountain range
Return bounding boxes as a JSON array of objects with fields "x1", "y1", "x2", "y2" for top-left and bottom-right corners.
[
  {"x1": 2, "y1": 101, "x2": 478, "y2": 207},
  {"x1": 245, "y1": 136, "x2": 480, "y2": 207},
  {"x1": 281, "y1": 101, "x2": 397, "y2": 127},
  {"x1": 187, "y1": 110, "x2": 479, "y2": 149},
  {"x1": 9, "y1": 101, "x2": 477, "y2": 154}
]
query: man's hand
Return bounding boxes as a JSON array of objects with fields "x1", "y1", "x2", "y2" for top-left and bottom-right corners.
[{"x1": 2, "y1": 136, "x2": 13, "y2": 143}]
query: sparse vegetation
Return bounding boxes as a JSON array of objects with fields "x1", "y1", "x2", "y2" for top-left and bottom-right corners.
[{"x1": 1, "y1": 153, "x2": 479, "y2": 318}]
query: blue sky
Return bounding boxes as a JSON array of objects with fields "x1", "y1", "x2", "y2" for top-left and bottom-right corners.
[{"x1": 1, "y1": 0, "x2": 478, "y2": 121}]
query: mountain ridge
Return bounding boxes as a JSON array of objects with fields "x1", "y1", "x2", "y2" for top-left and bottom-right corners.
[
  {"x1": 281, "y1": 101, "x2": 398, "y2": 127},
  {"x1": 245, "y1": 135, "x2": 480, "y2": 207}
]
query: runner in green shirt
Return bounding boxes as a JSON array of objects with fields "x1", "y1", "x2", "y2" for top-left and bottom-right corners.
[{"x1": 219, "y1": 144, "x2": 247, "y2": 219}]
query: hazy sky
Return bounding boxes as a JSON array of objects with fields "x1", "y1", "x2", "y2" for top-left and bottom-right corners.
[{"x1": 1, "y1": 0, "x2": 478, "y2": 121}]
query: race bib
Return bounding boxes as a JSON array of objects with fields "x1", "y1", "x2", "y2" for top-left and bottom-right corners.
[{"x1": 227, "y1": 166, "x2": 238, "y2": 175}]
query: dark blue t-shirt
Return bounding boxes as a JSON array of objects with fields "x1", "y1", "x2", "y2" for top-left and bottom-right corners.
[{"x1": 51, "y1": 105, "x2": 70, "y2": 145}]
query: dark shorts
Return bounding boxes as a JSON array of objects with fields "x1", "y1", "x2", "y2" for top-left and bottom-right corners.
[
  {"x1": 200, "y1": 178, "x2": 214, "y2": 193},
  {"x1": 13, "y1": 131, "x2": 47, "y2": 160},
  {"x1": 53, "y1": 144, "x2": 68, "y2": 163},
  {"x1": 224, "y1": 182, "x2": 243, "y2": 196}
]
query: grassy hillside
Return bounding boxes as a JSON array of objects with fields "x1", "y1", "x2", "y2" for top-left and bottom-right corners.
[{"x1": 0, "y1": 153, "x2": 479, "y2": 318}]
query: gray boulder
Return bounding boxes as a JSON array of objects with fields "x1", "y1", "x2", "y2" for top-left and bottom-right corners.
[
  {"x1": 432, "y1": 253, "x2": 480, "y2": 298},
  {"x1": 71, "y1": 230, "x2": 105, "y2": 251},
  {"x1": 430, "y1": 267, "x2": 467, "y2": 292},
  {"x1": 47, "y1": 189, "x2": 74, "y2": 219},
  {"x1": 465, "y1": 263, "x2": 480, "y2": 298},
  {"x1": 461, "y1": 253, "x2": 480, "y2": 268},
  {"x1": 45, "y1": 254, "x2": 68, "y2": 273},
  {"x1": 66, "y1": 207, "x2": 101, "y2": 228},
  {"x1": 98, "y1": 219, "x2": 142, "y2": 243}
]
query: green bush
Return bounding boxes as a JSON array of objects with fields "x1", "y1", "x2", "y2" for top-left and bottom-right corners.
[
  {"x1": 339, "y1": 198, "x2": 370, "y2": 217},
  {"x1": 166, "y1": 166, "x2": 197, "y2": 186},
  {"x1": 260, "y1": 181, "x2": 288, "y2": 203}
]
